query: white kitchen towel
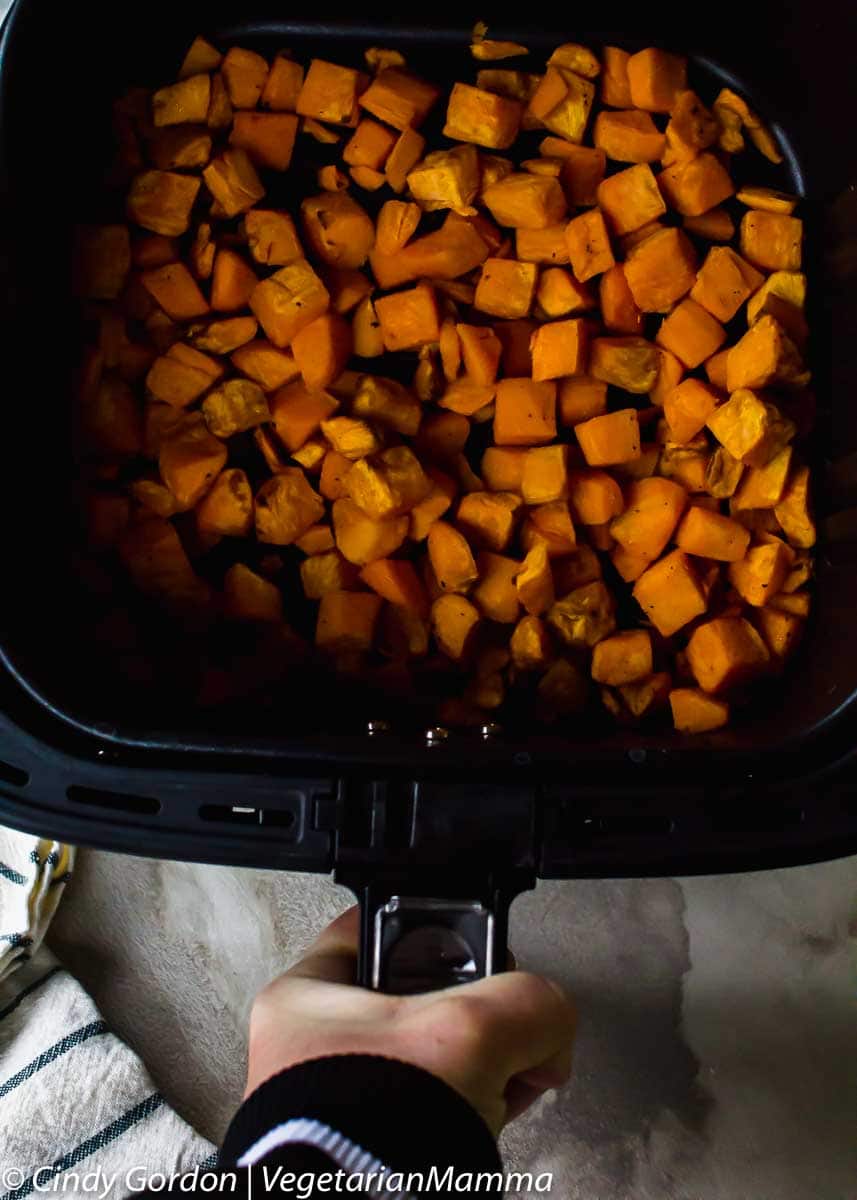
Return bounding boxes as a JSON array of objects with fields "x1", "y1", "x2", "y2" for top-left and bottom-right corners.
[{"x1": 0, "y1": 827, "x2": 216, "y2": 1196}]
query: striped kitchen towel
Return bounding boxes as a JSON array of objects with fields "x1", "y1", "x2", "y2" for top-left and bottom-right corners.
[{"x1": 0, "y1": 827, "x2": 215, "y2": 1196}]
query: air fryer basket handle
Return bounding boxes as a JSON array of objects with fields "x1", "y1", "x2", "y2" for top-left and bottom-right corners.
[{"x1": 351, "y1": 879, "x2": 516, "y2": 994}]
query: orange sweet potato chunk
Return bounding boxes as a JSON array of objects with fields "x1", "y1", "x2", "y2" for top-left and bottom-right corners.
[
  {"x1": 565, "y1": 209, "x2": 615, "y2": 282},
  {"x1": 596, "y1": 164, "x2": 667, "y2": 236},
  {"x1": 576, "y1": 409, "x2": 641, "y2": 467},
  {"x1": 627, "y1": 48, "x2": 687, "y2": 112},
  {"x1": 656, "y1": 298, "x2": 726, "y2": 369},
  {"x1": 633, "y1": 549, "x2": 707, "y2": 636},
  {"x1": 494, "y1": 379, "x2": 557, "y2": 446},
  {"x1": 623, "y1": 227, "x2": 697, "y2": 313}
]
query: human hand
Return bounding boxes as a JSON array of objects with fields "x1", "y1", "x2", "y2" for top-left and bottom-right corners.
[{"x1": 246, "y1": 907, "x2": 576, "y2": 1135}]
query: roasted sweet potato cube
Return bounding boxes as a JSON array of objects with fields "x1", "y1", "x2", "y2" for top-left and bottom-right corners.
[
  {"x1": 669, "y1": 688, "x2": 729, "y2": 733},
  {"x1": 179, "y1": 35, "x2": 222, "y2": 80},
  {"x1": 152, "y1": 75, "x2": 211, "y2": 126},
  {"x1": 221, "y1": 46, "x2": 269, "y2": 108},
  {"x1": 552, "y1": 144, "x2": 605, "y2": 207},
  {"x1": 664, "y1": 378, "x2": 721, "y2": 444},
  {"x1": 203, "y1": 148, "x2": 265, "y2": 217},
  {"x1": 558, "y1": 376, "x2": 607, "y2": 426},
  {"x1": 747, "y1": 271, "x2": 806, "y2": 328},
  {"x1": 410, "y1": 469, "x2": 458, "y2": 540},
  {"x1": 384, "y1": 127, "x2": 427, "y2": 193},
  {"x1": 229, "y1": 112, "x2": 299, "y2": 171},
  {"x1": 594, "y1": 109, "x2": 665, "y2": 162},
  {"x1": 663, "y1": 90, "x2": 718, "y2": 164},
  {"x1": 591, "y1": 630, "x2": 653, "y2": 685},
  {"x1": 127, "y1": 170, "x2": 201, "y2": 236},
  {"x1": 494, "y1": 379, "x2": 556, "y2": 446},
  {"x1": 547, "y1": 580, "x2": 616, "y2": 649},
  {"x1": 196, "y1": 468, "x2": 254, "y2": 539},
  {"x1": 189, "y1": 316, "x2": 258, "y2": 355},
  {"x1": 740, "y1": 211, "x2": 802, "y2": 272},
  {"x1": 732, "y1": 446, "x2": 793, "y2": 510},
  {"x1": 262, "y1": 56, "x2": 304, "y2": 111},
  {"x1": 146, "y1": 342, "x2": 224, "y2": 408},
  {"x1": 656, "y1": 298, "x2": 726, "y2": 369},
  {"x1": 223, "y1": 563, "x2": 283, "y2": 623},
  {"x1": 590, "y1": 336, "x2": 659, "y2": 393},
  {"x1": 343, "y1": 118, "x2": 398, "y2": 170},
  {"x1": 316, "y1": 590, "x2": 382, "y2": 655},
  {"x1": 159, "y1": 415, "x2": 227, "y2": 507},
  {"x1": 291, "y1": 313, "x2": 352, "y2": 389},
  {"x1": 517, "y1": 225, "x2": 570, "y2": 266},
  {"x1": 510, "y1": 614, "x2": 553, "y2": 670},
  {"x1": 632, "y1": 549, "x2": 706, "y2": 636},
  {"x1": 675, "y1": 506, "x2": 750, "y2": 562},
  {"x1": 321, "y1": 416, "x2": 380, "y2": 461},
  {"x1": 726, "y1": 315, "x2": 809, "y2": 392},
  {"x1": 300, "y1": 551, "x2": 358, "y2": 599},
  {"x1": 140, "y1": 261, "x2": 209, "y2": 322},
  {"x1": 659, "y1": 153, "x2": 734, "y2": 217},
  {"x1": 706, "y1": 390, "x2": 795, "y2": 468},
  {"x1": 301, "y1": 192, "x2": 376, "y2": 270},
  {"x1": 202, "y1": 379, "x2": 270, "y2": 438},
  {"x1": 728, "y1": 540, "x2": 793, "y2": 606},
  {"x1": 332, "y1": 498, "x2": 409, "y2": 565},
  {"x1": 686, "y1": 616, "x2": 769, "y2": 693},
  {"x1": 481, "y1": 173, "x2": 567, "y2": 229},
  {"x1": 753, "y1": 607, "x2": 804, "y2": 665},
  {"x1": 232, "y1": 340, "x2": 299, "y2": 391},
  {"x1": 530, "y1": 67, "x2": 595, "y2": 144},
  {"x1": 297, "y1": 59, "x2": 364, "y2": 125},
  {"x1": 249, "y1": 259, "x2": 330, "y2": 348},
  {"x1": 359, "y1": 68, "x2": 440, "y2": 130},
  {"x1": 255, "y1": 468, "x2": 325, "y2": 545},
  {"x1": 427, "y1": 521, "x2": 478, "y2": 593},
  {"x1": 431, "y1": 594, "x2": 482, "y2": 661},
  {"x1": 575, "y1": 409, "x2": 641, "y2": 468},
  {"x1": 352, "y1": 375, "x2": 421, "y2": 436},
  {"x1": 359, "y1": 558, "x2": 429, "y2": 618},
  {"x1": 567, "y1": 470, "x2": 623, "y2": 525},
  {"x1": 518, "y1": 445, "x2": 569, "y2": 506},
  {"x1": 374, "y1": 283, "x2": 439, "y2": 351},
  {"x1": 515, "y1": 542, "x2": 555, "y2": 617},
  {"x1": 474, "y1": 259, "x2": 538, "y2": 320},
  {"x1": 472, "y1": 552, "x2": 521, "y2": 623},
  {"x1": 207, "y1": 73, "x2": 233, "y2": 131},
  {"x1": 347, "y1": 446, "x2": 431, "y2": 520},
  {"x1": 481, "y1": 447, "x2": 526, "y2": 493},
  {"x1": 610, "y1": 476, "x2": 687, "y2": 560},
  {"x1": 75, "y1": 225, "x2": 132, "y2": 300},
  {"x1": 596, "y1": 164, "x2": 666, "y2": 236},
  {"x1": 690, "y1": 246, "x2": 763, "y2": 323},
  {"x1": 599, "y1": 265, "x2": 642, "y2": 334},
  {"x1": 457, "y1": 491, "x2": 522, "y2": 551},
  {"x1": 627, "y1": 47, "x2": 686, "y2": 112},
  {"x1": 774, "y1": 465, "x2": 815, "y2": 549},
  {"x1": 407, "y1": 145, "x2": 480, "y2": 215},
  {"x1": 443, "y1": 82, "x2": 522, "y2": 150},
  {"x1": 684, "y1": 207, "x2": 735, "y2": 242},
  {"x1": 601, "y1": 46, "x2": 632, "y2": 107},
  {"x1": 530, "y1": 318, "x2": 588, "y2": 381},
  {"x1": 371, "y1": 210, "x2": 488, "y2": 288},
  {"x1": 623, "y1": 227, "x2": 697, "y2": 313},
  {"x1": 565, "y1": 209, "x2": 615, "y2": 283}
]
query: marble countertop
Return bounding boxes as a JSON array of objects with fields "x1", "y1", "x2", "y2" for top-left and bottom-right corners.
[{"x1": 47, "y1": 852, "x2": 857, "y2": 1200}]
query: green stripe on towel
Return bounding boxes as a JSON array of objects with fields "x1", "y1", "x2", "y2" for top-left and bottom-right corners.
[
  {"x1": 0, "y1": 966, "x2": 63, "y2": 1021},
  {"x1": 0, "y1": 1020, "x2": 107, "y2": 1098}
]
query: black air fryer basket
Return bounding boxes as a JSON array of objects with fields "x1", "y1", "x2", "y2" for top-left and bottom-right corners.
[{"x1": 1, "y1": 2, "x2": 856, "y2": 988}]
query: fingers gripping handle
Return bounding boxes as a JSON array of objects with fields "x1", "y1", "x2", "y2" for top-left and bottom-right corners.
[{"x1": 356, "y1": 887, "x2": 511, "y2": 994}]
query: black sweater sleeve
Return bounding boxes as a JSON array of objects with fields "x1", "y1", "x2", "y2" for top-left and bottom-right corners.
[{"x1": 218, "y1": 1054, "x2": 503, "y2": 1197}]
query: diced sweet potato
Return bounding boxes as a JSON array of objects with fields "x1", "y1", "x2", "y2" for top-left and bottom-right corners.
[
  {"x1": 753, "y1": 607, "x2": 804, "y2": 665},
  {"x1": 255, "y1": 468, "x2": 325, "y2": 545},
  {"x1": 656, "y1": 298, "x2": 726, "y2": 369},
  {"x1": 659, "y1": 153, "x2": 734, "y2": 217},
  {"x1": 559, "y1": 144, "x2": 606, "y2": 205},
  {"x1": 333, "y1": 498, "x2": 408, "y2": 565},
  {"x1": 159, "y1": 415, "x2": 227, "y2": 507},
  {"x1": 568, "y1": 470, "x2": 624, "y2": 525},
  {"x1": 352, "y1": 375, "x2": 421, "y2": 436},
  {"x1": 244, "y1": 210, "x2": 303, "y2": 267},
  {"x1": 547, "y1": 580, "x2": 616, "y2": 649},
  {"x1": 633, "y1": 549, "x2": 706, "y2": 636},
  {"x1": 196, "y1": 468, "x2": 253, "y2": 539},
  {"x1": 602, "y1": 46, "x2": 632, "y2": 107},
  {"x1": 146, "y1": 343, "x2": 223, "y2": 408},
  {"x1": 690, "y1": 246, "x2": 763, "y2": 323},
  {"x1": 774, "y1": 465, "x2": 815, "y2": 549},
  {"x1": 596, "y1": 163, "x2": 666, "y2": 236},
  {"x1": 374, "y1": 283, "x2": 440, "y2": 350},
  {"x1": 301, "y1": 192, "x2": 376, "y2": 269},
  {"x1": 590, "y1": 336, "x2": 659, "y2": 393},
  {"x1": 474, "y1": 258, "x2": 538, "y2": 319},
  {"x1": 521, "y1": 445, "x2": 569, "y2": 505},
  {"x1": 610, "y1": 476, "x2": 687, "y2": 561},
  {"x1": 707, "y1": 390, "x2": 795, "y2": 468},
  {"x1": 457, "y1": 491, "x2": 522, "y2": 551},
  {"x1": 385, "y1": 126, "x2": 426, "y2": 192},
  {"x1": 232, "y1": 340, "x2": 299, "y2": 392},
  {"x1": 359, "y1": 68, "x2": 440, "y2": 131},
  {"x1": 472, "y1": 552, "x2": 521, "y2": 623},
  {"x1": 481, "y1": 173, "x2": 567, "y2": 229},
  {"x1": 493, "y1": 379, "x2": 556, "y2": 446},
  {"x1": 514, "y1": 542, "x2": 555, "y2": 617},
  {"x1": 728, "y1": 540, "x2": 793, "y2": 606},
  {"x1": 444, "y1": 82, "x2": 522, "y2": 150},
  {"x1": 203, "y1": 148, "x2": 265, "y2": 217},
  {"x1": 576, "y1": 409, "x2": 641, "y2": 467},
  {"x1": 249, "y1": 259, "x2": 330, "y2": 348},
  {"x1": 346, "y1": 446, "x2": 431, "y2": 520},
  {"x1": 431, "y1": 594, "x2": 482, "y2": 661},
  {"x1": 127, "y1": 170, "x2": 202, "y2": 237},
  {"x1": 428, "y1": 521, "x2": 478, "y2": 593},
  {"x1": 622, "y1": 227, "x2": 697, "y2": 315},
  {"x1": 664, "y1": 378, "x2": 720, "y2": 444},
  {"x1": 686, "y1": 616, "x2": 769, "y2": 693},
  {"x1": 516, "y1": 225, "x2": 570, "y2": 265},
  {"x1": 740, "y1": 211, "x2": 802, "y2": 272},
  {"x1": 297, "y1": 59, "x2": 364, "y2": 126},
  {"x1": 565, "y1": 209, "x2": 615, "y2": 283},
  {"x1": 675, "y1": 506, "x2": 750, "y2": 562},
  {"x1": 316, "y1": 590, "x2": 382, "y2": 655},
  {"x1": 627, "y1": 48, "x2": 687, "y2": 112},
  {"x1": 202, "y1": 379, "x2": 270, "y2": 438},
  {"x1": 726, "y1": 315, "x2": 809, "y2": 392},
  {"x1": 407, "y1": 144, "x2": 480, "y2": 215},
  {"x1": 684, "y1": 207, "x2": 735, "y2": 242},
  {"x1": 669, "y1": 688, "x2": 729, "y2": 733},
  {"x1": 663, "y1": 90, "x2": 718, "y2": 164},
  {"x1": 530, "y1": 318, "x2": 588, "y2": 381},
  {"x1": 537, "y1": 268, "x2": 594, "y2": 319},
  {"x1": 261, "y1": 55, "x2": 304, "y2": 111},
  {"x1": 301, "y1": 551, "x2": 359, "y2": 600},
  {"x1": 179, "y1": 36, "x2": 222, "y2": 80},
  {"x1": 732, "y1": 446, "x2": 793, "y2": 510},
  {"x1": 370, "y1": 211, "x2": 488, "y2": 288},
  {"x1": 221, "y1": 46, "x2": 269, "y2": 109},
  {"x1": 291, "y1": 313, "x2": 353, "y2": 389},
  {"x1": 558, "y1": 376, "x2": 607, "y2": 426},
  {"x1": 359, "y1": 558, "x2": 429, "y2": 617},
  {"x1": 599, "y1": 265, "x2": 642, "y2": 334},
  {"x1": 591, "y1": 629, "x2": 653, "y2": 685},
  {"x1": 594, "y1": 109, "x2": 665, "y2": 162}
]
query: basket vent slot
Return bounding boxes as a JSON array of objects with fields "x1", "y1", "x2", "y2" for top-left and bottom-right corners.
[
  {"x1": 199, "y1": 805, "x2": 295, "y2": 829},
  {"x1": 0, "y1": 759, "x2": 28, "y2": 788},
  {"x1": 67, "y1": 786, "x2": 160, "y2": 815}
]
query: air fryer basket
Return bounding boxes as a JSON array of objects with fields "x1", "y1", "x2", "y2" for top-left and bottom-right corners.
[{"x1": 1, "y1": 3, "x2": 856, "y2": 932}]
